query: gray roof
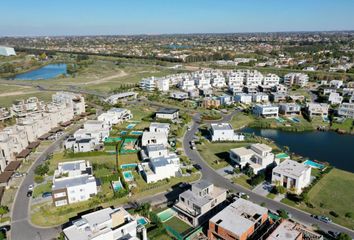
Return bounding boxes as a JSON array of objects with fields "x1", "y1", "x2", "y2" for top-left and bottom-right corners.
[
  {"x1": 156, "y1": 108, "x2": 179, "y2": 114},
  {"x1": 193, "y1": 180, "x2": 212, "y2": 191},
  {"x1": 211, "y1": 123, "x2": 233, "y2": 131},
  {"x1": 146, "y1": 144, "x2": 166, "y2": 152},
  {"x1": 53, "y1": 175, "x2": 95, "y2": 190}
]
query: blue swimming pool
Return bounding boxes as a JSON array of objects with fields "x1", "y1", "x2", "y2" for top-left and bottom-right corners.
[
  {"x1": 112, "y1": 180, "x2": 123, "y2": 192},
  {"x1": 126, "y1": 124, "x2": 136, "y2": 129},
  {"x1": 123, "y1": 171, "x2": 134, "y2": 181},
  {"x1": 304, "y1": 160, "x2": 325, "y2": 169},
  {"x1": 291, "y1": 117, "x2": 300, "y2": 123},
  {"x1": 130, "y1": 131, "x2": 143, "y2": 135},
  {"x1": 120, "y1": 163, "x2": 138, "y2": 169},
  {"x1": 137, "y1": 217, "x2": 148, "y2": 225},
  {"x1": 121, "y1": 131, "x2": 128, "y2": 135}
]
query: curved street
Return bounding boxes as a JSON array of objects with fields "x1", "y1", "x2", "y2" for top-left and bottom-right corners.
[{"x1": 182, "y1": 111, "x2": 354, "y2": 238}]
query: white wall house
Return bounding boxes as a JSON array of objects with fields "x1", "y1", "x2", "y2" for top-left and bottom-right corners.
[
  {"x1": 141, "y1": 132, "x2": 168, "y2": 147},
  {"x1": 156, "y1": 78, "x2": 170, "y2": 92},
  {"x1": 230, "y1": 143, "x2": 276, "y2": 174},
  {"x1": 174, "y1": 181, "x2": 227, "y2": 227},
  {"x1": 52, "y1": 160, "x2": 97, "y2": 207},
  {"x1": 284, "y1": 73, "x2": 309, "y2": 87},
  {"x1": 262, "y1": 73, "x2": 280, "y2": 86},
  {"x1": 74, "y1": 120, "x2": 110, "y2": 142},
  {"x1": 338, "y1": 102, "x2": 354, "y2": 119},
  {"x1": 64, "y1": 137, "x2": 99, "y2": 153},
  {"x1": 0, "y1": 46, "x2": 16, "y2": 56},
  {"x1": 272, "y1": 159, "x2": 311, "y2": 194},
  {"x1": 252, "y1": 93, "x2": 269, "y2": 103},
  {"x1": 180, "y1": 79, "x2": 196, "y2": 91},
  {"x1": 98, "y1": 108, "x2": 132, "y2": 127},
  {"x1": 104, "y1": 92, "x2": 138, "y2": 105},
  {"x1": 306, "y1": 103, "x2": 329, "y2": 118},
  {"x1": 234, "y1": 93, "x2": 252, "y2": 104},
  {"x1": 279, "y1": 103, "x2": 301, "y2": 115},
  {"x1": 63, "y1": 207, "x2": 147, "y2": 240},
  {"x1": 140, "y1": 77, "x2": 156, "y2": 91},
  {"x1": 253, "y1": 104, "x2": 279, "y2": 118},
  {"x1": 210, "y1": 123, "x2": 244, "y2": 142},
  {"x1": 328, "y1": 92, "x2": 343, "y2": 105},
  {"x1": 140, "y1": 154, "x2": 180, "y2": 183},
  {"x1": 155, "y1": 108, "x2": 179, "y2": 121},
  {"x1": 329, "y1": 80, "x2": 343, "y2": 89},
  {"x1": 52, "y1": 92, "x2": 85, "y2": 115},
  {"x1": 149, "y1": 122, "x2": 170, "y2": 135}
]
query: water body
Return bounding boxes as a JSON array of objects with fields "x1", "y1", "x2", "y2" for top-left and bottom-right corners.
[
  {"x1": 164, "y1": 44, "x2": 192, "y2": 49},
  {"x1": 10, "y1": 63, "x2": 67, "y2": 80},
  {"x1": 241, "y1": 128, "x2": 354, "y2": 173}
]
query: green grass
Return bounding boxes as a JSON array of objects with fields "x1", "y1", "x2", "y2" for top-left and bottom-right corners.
[
  {"x1": 282, "y1": 169, "x2": 354, "y2": 229},
  {"x1": 33, "y1": 181, "x2": 52, "y2": 198},
  {"x1": 280, "y1": 198, "x2": 297, "y2": 207},
  {"x1": 230, "y1": 113, "x2": 255, "y2": 129},
  {"x1": 197, "y1": 141, "x2": 251, "y2": 170},
  {"x1": 267, "y1": 193, "x2": 276, "y2": 199},
  {"x1": 164, "y1": 216, "x2": 193, "y2": 235},
  {"x1": 0, "y1": 91, "x2": 53, "y2": 107},
  {"x1": 331, "y1": 119, "x2": 353, "y2": 134},
  {"x1": 232, "y1": 174, "x2": 253, "y2": 190}
]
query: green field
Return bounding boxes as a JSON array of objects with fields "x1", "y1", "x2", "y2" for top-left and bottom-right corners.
[{"x1": 284, "y1": 169, "x2": 354, "y2": 229}]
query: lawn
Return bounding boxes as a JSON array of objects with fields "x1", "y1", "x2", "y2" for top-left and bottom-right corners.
[
  {"x1": 0, "y1": 91, "x2": 53, "y2": 107},
  {"x1": 164, "y1": 216, "x2": 193, "y2": 236},
  {"x1": 33, "y1": 181, "x2": 52, "y2": 198},
  {"x1": 282, "y1": 169, "x2": 354, "y2": 229},
  {"x1": 197, "y1": 141, "x2": 251, "y2": 169},
  {"x1": 230, "y1": 112, "x2": 255, "y2": 129},
  {"x1": 331, "y1": 119, "x2": 353, "y2": 134},
  {"x1": 232, "y1": 174, "x2": 253, "y2": 190},
  {"x1": 267, "y1": 193, "x2": 276, "y2": 199}
]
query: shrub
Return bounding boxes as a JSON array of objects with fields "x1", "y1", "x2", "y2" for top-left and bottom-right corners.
[
  {"x1": 34, "y1": 162, "x2": 49, "y2": 176},
  {"x1": 345, "y1": 212, "x2": 353, "y2": 218},
  {"x1": 329, "y1": 211, "x2": 339, "y2": 218},
  {"x1": 34, "y1": 175, "x2": 44, "y2": 184},
  {"x1": 278, "y1": 209, "x2": 289, "y2": 219},
  {"x1": 248, "y1": 173, "x2": 265, "y2": 186},
  {"x1": 276, "y1": 185, "x2": 287, "y2": 194}
]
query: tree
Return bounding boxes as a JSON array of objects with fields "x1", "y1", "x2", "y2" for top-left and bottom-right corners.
[
  {"x1": 39, "y1": 52, "x2": 47, "y2": 60},
  {"x1": 34, "y1": 163, "x2": 49, "y2": 176},
  {"x1": 277, "y1": 209, "x2": 289, "y2": 219},
  {"x1": 337, "y1": 233, "x2": 351, "y2": 240},
  {"x1": 0, "y1": 205, "x2": 9, "y2": 218}
]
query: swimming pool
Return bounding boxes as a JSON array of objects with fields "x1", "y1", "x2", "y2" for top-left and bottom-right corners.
[
  {"x1": 120, "y1": 163, "x2": 138, "y2": 169},
  {"x1": 304, "y1": 160, "x2": 325, "y2": 169},
  {"x1": 121, "y1": 131, "x2": 128, "y2": 135},
  {"x1": 126, "y1": 124, "x2": 136, "y2": 129},
  {"x1": 157, "y1": 208, "x2": 176, "y2": 222},
  {"x1": 276, "y1": 117, "x2": 285, "y2": 123},
  {"x1": 291, "y1": 117, "x2": 300, "y2": 123},
  {"x1": 137, "y1": 217, "x2": 148, "y2": 225},
  {"x1": 130, "y1": 131, "x2": 143, "y2": 135},
  {"x1": 275, "y1": 153, "x2": 290, "y2": 159},
  {"x1": 123, "y1": 171, "x2": 134, "y2": 181},
  {"x1": 104, "y1": 137, "x2": 122, "y2": 143},
  {"x1": 112, "y1": 180, "x2": 123, "y2": 192}
]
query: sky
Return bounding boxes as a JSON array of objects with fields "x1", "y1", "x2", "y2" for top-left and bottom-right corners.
[{"x1": 1, "y1": 0, "x2": 354, "y2": 36}]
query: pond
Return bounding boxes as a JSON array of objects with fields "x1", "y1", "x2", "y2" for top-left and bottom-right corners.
[
  {"x1": 241, "y1": 128, "x2": 354, "y2": 173},
  {"x1": 10, "y1": 63, "x2": 67, "y2": 80}
]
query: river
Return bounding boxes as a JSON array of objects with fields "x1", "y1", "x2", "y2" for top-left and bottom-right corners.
[{"x1": 241, "y1": 128, "x2": 354, "y2": 173}]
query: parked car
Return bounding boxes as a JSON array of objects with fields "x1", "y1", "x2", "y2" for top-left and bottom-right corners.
[
  {"x1": 13, "y1": 172, "x2": 24, "y2": 178},
  {"x1": 319, "y1": 216, "x2": 332, "y2": 223},
  {"x1": 27, "y1": 190, "x2": 33, "y2": 197},
  {"x1": 327, "y1": 231, "x2": 340, "y2": 238},
  {"x1": 237, "y1": 192, "x2": 249, "y2": 199},
  {"x1": 193, "y1": 164, "x2": 202, "y2": 170},
  {"x1": 28, "y1": 184, "x2": 34, "y2": 191},
  {"x1": 42, "y1": 192, "x2": 52, "y2": 198}
]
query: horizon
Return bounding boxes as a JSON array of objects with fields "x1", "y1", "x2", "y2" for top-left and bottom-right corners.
[{"x1": 1, "y1": 0, "x2": 354, "y2": 37}]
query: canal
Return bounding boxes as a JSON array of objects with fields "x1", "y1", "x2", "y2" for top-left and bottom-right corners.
[{"x1": 241, "y1": 128, "x2": 354, "y2": 173}]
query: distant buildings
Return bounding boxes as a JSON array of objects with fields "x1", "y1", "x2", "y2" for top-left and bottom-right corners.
[
  {"x1": 155, "y1": 108, "x2": 179, "y2": 121},
  {"x1": 63, "y1": 207, "x2": 147, "y2": 240},
  {"x1": 210, "y1": 123, "x2": 244, "y2": 142},
  {"x1": 174, "y1": 180, "x2": 227, "y2": 227},
  {"x1": 11, "y1": 97, "x2": 45, "y2": 117},
  {"x1": 229, "y1": 143, "x2": 277, "y2": 174},
  {"x1": 272, "y1": 159, "x2": 311, "y2": 194},
  {"x1": 52, "y1": 160, "x2": 97, "y2": 206},
  {"x1": 284, "y1": 73, "x2": 309, "y2": 87},
  {"x1": 208, "y1": 198, "x2": 268, "y2": 240},
  {"x1": 104, "y1": 92, "x2": 138, "y2": 105},
  {"x1": 0, "y1": 46, "x2": 16, "y2": 56}
]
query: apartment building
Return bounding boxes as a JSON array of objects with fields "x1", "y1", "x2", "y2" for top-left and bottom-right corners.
[
  {"x1": 212, "y1": 76, "x2": 226, "y2": 88},
  {"x1": 272, "y1": 159, "x2": 311, "y2": 194},
  {"x1": 140, "y1": 77, "x2": 156, "y2": 91},
  {"x1": 338, "y1": 102, "x2": 354, "y2": 118},
  {"x1": 104, "y1": 92, "x2": 138, "y2": 105},
  {"x1": 230, "y1": 143, "x2": 276, "y2": 174},
  {"x1": 284, "y1": 73, "x2": 309, "y2": 87},
  {"x1": 0, "y1": 46, "x2": 16, "y2": 56},
  {"x1": 305, "y1": 103, "x2": 329, "y2": 118},
  {"x1": 252, "y1": 93, "x2": 269, "y2": 103},
  {"x1": 52, "y1": 92, "x2": 85, "y2": 115},
  {"x1": 97, "y1": 108, "x2": 132, "y2": 127},
  {"x1": 328, "y1": 92, "x2": 343, "y2": 105},
  {"x1": 208, "y1": 198, "x2": 268, "y2": 240},
  {"x1": 200, "y1": 97, "x2": 221, "y2": 109},
  {"x1": 180, "y1": 78, "x2": 196, "y2": 91},
  {"x1": 253, "y1": 104, "x2": 279, "y2": 118},
  {"x1": 210, "y1": 123, "x2": 244, "y2": 142},
  {"x1": 0, "y1": 108, "x2": 11, "y2": 121},
  {"x1": 262, "y1": 73, "x2": 280, "y2": 86},
  {"x1": 63, "y1": 207, "x2": 147, "y2": 240},
  {"x1": 234, "y1": 93, "x2": 253, "y2": 104},
  {"x1": 11, "y1": 97, "x2": 45, "y2": 117},
  {"x1": 174, "y1": 180, "x2": 227, "y2": 227},
  {"x1": 156, "y1": 78, "x2": 170, "y2": 92},
  {"x1": 52, "y1": 160, "x2": 97, "y2": 206}
]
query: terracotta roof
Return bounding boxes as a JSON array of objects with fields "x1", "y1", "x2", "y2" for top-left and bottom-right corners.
[
  {"x1": 27, "y1": 141, "x2": 40, "y2": 149},
  {"x1": 0, "y1": 186, "x2": 4, "y2": 202},
  {"x1": 38, "y1": 133, "x2": 52, "y2": 140},
  {"x1": 60, "y1": 121, "x2": 72, "y2": 127},
  {"x1": 4, "y1": 161, "x2": 21, "y2": 172},
  {"x1": 0, "y1": 171, "x2": 13, "y2": 183},
  {"x1": 16, "y1": 149, "x2": 31, "y2": 159},
  {"x1": 49, "y1": 127, "x2": 63, "y2": 133}
]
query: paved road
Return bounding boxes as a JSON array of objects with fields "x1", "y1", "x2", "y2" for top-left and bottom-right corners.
[
  {"x1": 183, "y1": 112, "x2": 354, "y2": 238},
  {"x1": 11, "y1": 125, "x2": 82, "y2": 240}
]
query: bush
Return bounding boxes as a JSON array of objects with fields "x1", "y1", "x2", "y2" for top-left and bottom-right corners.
[
  {"x1": 34, "y1": 162, "x2": 49, "y2": 176},
  {"x1": 345, "y1": 212, "x2": 353, "y2": 218},
  {"x1": 248, "y1": 173, "x2": 265, "y2": 186},
  {"x1": 278, "y1": 209, "x2": 289, "y2": 219},
  {"x1": 329, "y1": 211, "x2": 339, "y2": 218},
  {"x1": 34, "y1": 175, "x2": 44, "y2": 184},
  {"x1": 276, "y1": 185, "x2": 287, "y2": 194}
]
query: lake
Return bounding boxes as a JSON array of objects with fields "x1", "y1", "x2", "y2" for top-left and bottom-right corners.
[
  {"x1": 10, "y1": 64, "x2": 67, "y2": 80},
  {"x1": 241, "y1": 128, "x2": 354, "y2": 173}
]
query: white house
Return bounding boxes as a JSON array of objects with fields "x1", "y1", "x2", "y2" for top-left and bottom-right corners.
[
  {"x1": 180, "y1": 79, "x2": 196, "y2": 91},
  {"x1": 328, "y1": 92, "x2": 343, "y2": 105},
  {"x1": 284, "y1": 73, "x2": 309, "y2": 87},
  {"x1": 234, "y1": 93, "x2": 252, "y2": 104},
  {"x1": 140, "y1": 154, "x2": 180, "y2": 183},
  {"x1": 140, "y1": 77, "x2": 156, "y2": 91},
  {"x1": 272, "y1": 159, "x2": 311, "y2": 194},
  {"x1": 211, "y1": 76, "x2": 226, "y2": 88},
  {"x1": 52, "y1": 160, "x2": 97, "y2": 206},
  {"x1": 156, "y1": 78, "x2": 170, "y2": 92},
  {"x1": 170, "y1": 91, "x2": 188, "y2": 100},
  {"x1": 279, "y1": 103, "x2": 301, "y2": 115},
  {"x1": 145, "y1": 144, "x2": 169, "y2": 159},
  {"x1": 64, "y1": 137, "x2": 99, "y2": 153},
  {"x1": 262, "y1": 73, "x2": 280, "y2": 86},
  {"x1": 74, "y1": 120, "x2": 109, "y2": 142},
  {"x1": 63, "y1": 207, "x2": 147, "y2": 240},
  {"x1": 229, "y1": 143, "x2": 276, "y2": 174},
  {"x1": 329, "y1": 80, "x2": 343, "y2": 89},
  {"x1": 98, "y1": 108, "x2": 132, "y2": 127},
  {"x1": 0, "y1": 46, "x2": 16, "y2": 56},
  {"x1": 52, "y1": 92, "x2": 85, "y2": 115},
  {"x1": 174, "y1": 180, "x2": 227, "y2": 227},
  {"x1": 253, "y1": 104, "x2": 279, "y2": 118},
  {"x1": 306, "y1": 103, "x2": 329, "y2": 118},
  {"x1": 210, "y1": 123, "x2": 244, "y2": 142},
  {"x1": 155, "y1": 108, "x2": 179, "y2": 121},
  {"x1": 141, "y1": 131, "x2": 168, "y2": 147},
  {"x1": 252, "y1": 93, "x2": 269, "y2": 103},
  {"x1": 338, "y1": 102, "x2": 354, "y2": 119},
  {"x1": 149, "y1": 122, "x2": 170, "y2": 135}
]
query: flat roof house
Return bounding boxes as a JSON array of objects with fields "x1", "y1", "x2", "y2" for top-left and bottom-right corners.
[
  {"x1": 267, "y1": 220, "x2": 323, "y2": 240},
  {"x1": 208, "y1": 198, "x2": 268, "y2": 240},
  {"x1": 174, "y1": 180, "x2": 227, "y2": 227},
  {"x1": 279, "y1": 103, "x2": 301, "y2": 115},
  {"x1": 272, "y1": 159, "x2": 311, "y2": 194},
  {"x1": 63, "y1": 207, "x2": 147, "y2": 240},
  {"x1": 97, "y1": 108, "x2": 132, "y2": 127},
  {"x1": 338, "y1": 102, "x2": 354, "y2": 118},
  {"x1": 141, "y1": 131, "x2": 168, "y2": 147},
  {"x1": 230, "y1": 143, "x2": 276, "y2": 174},
  {"x1": 155, "y1": 108, "x2": 179, "y2": 121},
  {"x1": 305, "y1": 103, "x2": 329, "y2": 118},
  {"x1": 210, "y1": 123, "x2": 244, "y2": 142},
  {"x1": 149, "y1": 122, "x2": 170, "y2": 135},
  {"x1": 104, "y1": 92, "x2": 138, "y2": 105},
  {"x1": 52, "y1": 160, "x2": 97, "y2": 207},
  {"x1": 253, "y1": 104, "x2": 279, "y2": 118}
]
